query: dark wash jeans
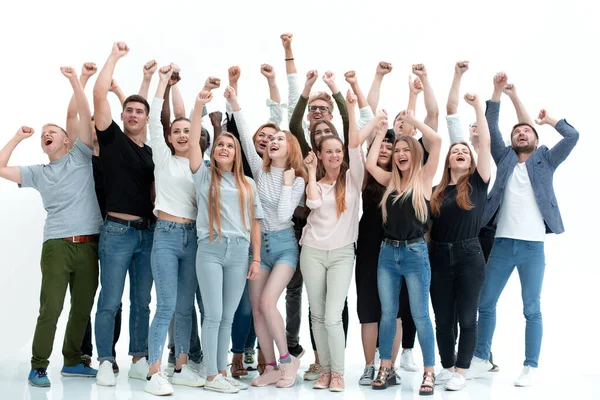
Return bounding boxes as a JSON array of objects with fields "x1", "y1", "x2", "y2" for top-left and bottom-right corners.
[{"x1": 429, "y1": 238, "x2": 485, "y2": 369}]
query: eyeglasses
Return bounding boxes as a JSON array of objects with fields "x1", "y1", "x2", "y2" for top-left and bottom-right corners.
[{"x1": 308, "y1": 105, "x2": 330, "y2": 114}]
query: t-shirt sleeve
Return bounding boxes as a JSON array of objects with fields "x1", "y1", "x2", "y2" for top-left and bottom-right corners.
[
  {"x1": 251, "y1": 181, "x2": 264, "y2": 220},
  {"x1": 192, "y1": 161, "x2": 209, "y2": 185},
  {"x1": 446, "y1": 114, "x2": 468, "y2": 144},
  {"x1": 96, "y1": 120, "x2": 121, "y2": 145},
  {"x1": 18, "y1": 165, "x2": 43, "y2": 189},
  {"x1": 471, "y1": 168, "x2": 489, "y2": 193},
  {"x1": 71, "y1": 139, "x2": 94, "y2": 164},
  {"x1": 418, "y1": 137, "x2": 430, "y2": 165}
]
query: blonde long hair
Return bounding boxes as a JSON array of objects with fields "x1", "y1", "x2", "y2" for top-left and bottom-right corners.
[
  {"x1": 208, "y1": 132, "x2": 255, "y2": 242},
  {"x1": 380, "y1": 136, "x2": 428, "y2": 224}
]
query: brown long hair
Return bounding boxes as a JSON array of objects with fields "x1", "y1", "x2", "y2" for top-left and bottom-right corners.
[
  {"x1": 208, "y1": 132, "x2": 255, "y2": 243},
  {"x1": 430, "y1": 142, "x2": 476, "y2": 216},
  {"x1": 309, "y1": 120, "x2": 339, "y2": 154},
  {"x1": 317, "y1": 136, "x2": 348, "y2": 218},
  {"x1": 380, "y1": 136, "x2": 428, "y2": 224},
  {"x1": 262, "y1": 130, "x2": 307, "y2": 182}
]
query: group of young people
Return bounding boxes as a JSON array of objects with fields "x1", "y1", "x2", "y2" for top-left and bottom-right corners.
[{"x1": 0, "y1": 33, "x2": 579, "y2": 396}]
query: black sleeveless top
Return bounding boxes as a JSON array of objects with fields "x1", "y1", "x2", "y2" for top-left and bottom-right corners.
[{"x1": 382, "y1": 191, "x2": 430, "y2": 241}]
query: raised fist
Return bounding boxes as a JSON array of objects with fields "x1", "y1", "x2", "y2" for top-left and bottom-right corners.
[
  {"x1": 535, "y1": 109, "x2": 552, "y2": 126},
  {"x1": 464, "y1": 93, "x2": 478, "y2": 106},
  {"x1": 280, "y1": 33, "x2": 293, "y2": 49},
  {"x1": 305, "y1": 70, "x2": 318, "y2": 86},
  {"x1": 346, "y1": 89, "x2": 357, "y2": 105},
  {"x1": 196, "y1": 90, "x2": 213, "y2": 105},
  {"x1": 412, "y1": 64, "x2": 427, "y2": 78},
  {"x1": 455, "y1": 60, "x2": 469, "y2": 75},
  {"x1": 261, "y1": 64, "x2": 276, "y2": 80},
  {"x1": 322, "y1": 71, "x2": 336, "y2": 86},
  {"x1": 376, "y1": 61, "x2": 393, "y2": 76},
  {"x1": 304, "y1": 151, "x2": 318, "y2": 170},
  {"x1": 503, "y1": 83, "x2": 516, "y2": 97},
  {"x1": 16, "y1": 126, "x2": 35, "y2": 139},
  {"x1": 409, "y1": 76, "x2": 423, "y2": 95},
  {"x1": 493, "y1": 72, "x2": 508, "y2": 91},
  {"x1": 344, "y1": 70, "x2": 357, "y2": 85},
  {"x1": 209, "y1": 111, "x2": 223, "y2": 127},
  {"x1": 228, "y1": 66, "x2": 241, "y2": 84},
  {"x1": 158, "y1": 65, "x2": 173, "y2": 82},
  {"x1": 223, "y1": 86, "x2": 238, "y2": 102},
  {"x1": 143, "y1": 59, "x2": 158, "y2": 77},
  {"x1": 81, "y1": 62, "x2": 97, "y2": 77},
  {"x1": 204, "y1": 76, "x2": 221, "y2": 90},
  {"x1": 112, "y1": 42, "x2": 129, "y2": 58},
  {"x1": 60, "y1": 66, "x2": 77, "y2": 80}
]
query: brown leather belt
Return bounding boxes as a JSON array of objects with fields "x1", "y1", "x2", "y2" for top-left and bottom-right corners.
[{"x1": 64, "y1": 235, "x2": 99, "y2": 243}]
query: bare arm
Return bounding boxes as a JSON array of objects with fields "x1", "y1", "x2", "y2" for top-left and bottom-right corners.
[
  {"x1": 0, "y1": 127, "x2": 34, "y2": 184},
  {"x1": 413, "y1": 64, "x2": 439, "y2": 132},
  {"x1": 94, "y1": 42, "x2": 129, "y2": 131},
  {"x1": 261, "y1": 64, "x2": 281, "y2": 104},
  {"x1": 465, "y1": 94, "x2": 491, "y2": 183},
  {"x1": 304, "y1": 152, "x2": 321, "y2": 206},
  {"x1": 248, "y1": 218, "x2": 261, "y2": 280},
  {"x1": 358, "y1": 110, "x2": 387, "y2": 146},
  {"x1": 365, "y1": 125, "x2": 392, "y2": 186},
  {"x1": 446, "y1": 61, "x2": 468, "y2": 115},
  {"x1": 190, "y1": 91, "x2": 213, "y2": 173},
  {"x1": 66, "y1": 63, "x2": 96, "y2": 137},
  {"x1": 161, "y1": 84, "x2": 172, "y2": 139},
  {"x1": 503, "y1": 83, "x2": 533, "y2": 125},
  {"x1": 109, "y1": 79, "x2": 126, "y2": 106},
  {"x1": 138, "y1": 60, "x2": 157, "y2": 101},
  {"x1": 61, "y1": 67, "x2": 93, "y2": 148},
  {"x1": 367, "y1": 62, "x2": 392, "y2": 114},
  {"x1": 281, "y1": 33, "x2": 297, "y2": 74},
  {"x1": 408, "y1": 116, "x2": 442, "y2": 195},
  {"x1": 171, "y1": 84, "x2": 185, "y2": 118}
]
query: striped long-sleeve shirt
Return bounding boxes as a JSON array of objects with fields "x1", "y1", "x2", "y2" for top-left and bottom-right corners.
[{"x1": 233, "y1": 109, "x2": 305, "y2": 232}]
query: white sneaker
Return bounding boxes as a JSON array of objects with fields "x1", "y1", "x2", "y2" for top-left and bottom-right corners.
[
  {"x1": 466, "y1": 357, "x2": 492, "y2": 380},
  {"x1": 374, "y1": 348, "x2": 380, "y2": 366},
  {"x1": 204, "y1": 374, "x2": 239, "y2": 393},
  {"x1": 96, "y1": 361, "x2": 116, "y2": 386},
  {"x1": 514, "y1": 366, "x2": 536, "y2": 387},
  {"x1": 444, "y1": 372, "x2": 466, "y2": 391},
  {"x1": 436, "y1": 368, "x2": 454, "y2": 385},
  {"x1": 189, "y1": 360, "x2": 207, "y2": 378},
  {"x1": 223, "y1": 375, "x2": 249, "y2": 390},
  {"x1": 145, "y1": 372, "x2": 174, "y2": 396},
  {"x1": 165, "y1": 362, "x2": 175, "y2": 377},
  {"x1": 171, "y1": 364, "x2": 206, "y2": 387},
  {"x1": 400, "y1": 349, "x2": 419, "y2": 372},
  {"x1": 128, "y1": 357, "x2": 149, "y2": 381}
]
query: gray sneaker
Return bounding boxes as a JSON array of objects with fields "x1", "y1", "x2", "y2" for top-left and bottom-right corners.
[{"x1": 359, "y1": 364, "x2": 375, "y2": 385}]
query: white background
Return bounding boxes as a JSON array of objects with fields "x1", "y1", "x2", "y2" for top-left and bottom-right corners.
[{"x1": 0, "y1": 0, "x2": 598, "y2": 397}]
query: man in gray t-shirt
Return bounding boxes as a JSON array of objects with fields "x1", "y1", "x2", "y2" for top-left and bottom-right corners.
[{"x1": 0, "y1": 67, "x2": 102, "y2": 387}]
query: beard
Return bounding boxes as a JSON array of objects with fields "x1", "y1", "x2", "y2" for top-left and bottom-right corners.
[{"x1": 513, "y1": 142, "x2": 536, "y2": 154}]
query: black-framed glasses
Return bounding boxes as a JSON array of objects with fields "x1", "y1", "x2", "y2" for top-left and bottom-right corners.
[{"x1": 308, "y1": 105, "x2": 330, "y2": 114}]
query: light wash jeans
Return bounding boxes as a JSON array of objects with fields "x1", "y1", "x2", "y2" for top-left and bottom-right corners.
[
  {"x1": 148, "y1": 221, "x2": 198, "y2": 364},
  {"x1": 197, "y1": 237, "x2": 249, "y2": 376}
]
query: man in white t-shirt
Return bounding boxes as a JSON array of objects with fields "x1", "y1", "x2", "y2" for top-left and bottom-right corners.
[{"x1": 468, "y1": 73, "x2": 579, "y2": 387}]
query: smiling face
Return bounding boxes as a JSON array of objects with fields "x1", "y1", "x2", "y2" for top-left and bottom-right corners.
[
  {"x1": 318, "y1": 137, "x2": 344, "y2": 171},
  {"x1": 121, "y1": 101, "x2": 149, "y2": 135},
  {"x1": 313, "y1": 121, "x2": 334, "y2": 148},
  {"x1": 377, "y1": 140, "x2": 393, "y2": 168},
  {"x1": 307, "y1": 98, "x2": 333, "y2": 126},
  {"x1": 448, "y1": 143, "x2": 472, "y2": 172},
  {"x1": 168, "y1": 119, "x2": 191, "y2": 155},
  {"x1": 253, "y1": 126, "x2": 276, "y2": 156},
  {"x1": 212, "y1": 135, "x2": 236, "y2": 170},
  {"x1": 394, "y1": 139, "x2": 413, "y2": 173},
  {"x1": 511, "y1": 123, "x2": 538, "y2": 154},
  {"x1": 41, "y1": 124, "x2": 70, "y2": 156},
  {"x1": 267, "y1": 131, "x2": 288, "y2": 160}
]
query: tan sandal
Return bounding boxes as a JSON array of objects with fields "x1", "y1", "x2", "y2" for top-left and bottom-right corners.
[
  {"x1": 419, "y1": 371, "x2": 435, "y2": 396},
  {"x1": 371, "y1": 367, "x2": 396, "y2": 390}
]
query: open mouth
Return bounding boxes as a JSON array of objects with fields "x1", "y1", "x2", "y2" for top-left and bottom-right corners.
[
  {"x1": 218, "y1": 151, "x2": 229, "y2": 158},
  {"x1": 269, "y1": 144, "x2": 279, "y2": 151},
  {"x1": 456, "y1": 155, "x2": 466, "y2": 162},
  {"x1": 177, "y1": 139, "x2": 188, "y2": 145},
  {"x1": 398, "y1": 159, "x2": 408, "y2": 166},
  {"x1": 44, "y1": 138, "x2": 53, "y2": 146}
]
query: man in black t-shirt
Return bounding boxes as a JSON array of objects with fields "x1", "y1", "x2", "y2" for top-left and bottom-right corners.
[{"x1": 92, "y1": 42, "x2": 156, "y2": 387}]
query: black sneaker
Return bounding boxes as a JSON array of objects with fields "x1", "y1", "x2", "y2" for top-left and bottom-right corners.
[{"x1": 288, "y1": 343, "x2": 305, "y2": 359}]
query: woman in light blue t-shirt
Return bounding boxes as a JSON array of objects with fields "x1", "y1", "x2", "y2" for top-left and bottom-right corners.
[{"x1": 188, "y1": 90, "x2": 264, "y2": 394}]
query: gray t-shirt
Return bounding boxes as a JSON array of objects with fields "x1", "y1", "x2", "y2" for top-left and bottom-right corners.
[
  {"x1": 19, "y1": 139, "x2": 103, "y2": 242},
  {"x1": 193, "y1": 163, "x2": 264, "y2": 242}
]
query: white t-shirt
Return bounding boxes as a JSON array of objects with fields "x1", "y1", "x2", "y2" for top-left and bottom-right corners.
[{"x1": 495, "y1": 162, "x2": 545, "y2": 241}]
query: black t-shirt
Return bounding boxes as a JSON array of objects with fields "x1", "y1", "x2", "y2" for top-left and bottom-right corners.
[
  {"x1": 383, "y1": 191, "x2": 430, "y2": 241},
  {"x1": 97, "y1": 121, "x2": 155, "y2": 219},
  {"x1": 92, "y1": 155, "x2": 106, "y2": 219},
  {"x1": 430, "y1": 169, "x2": 489, "y2": 242}
]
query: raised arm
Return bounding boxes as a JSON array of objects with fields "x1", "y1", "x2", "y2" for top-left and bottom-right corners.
[
  {"x1": 281, "y1": 33, "x2": 297, "y2": 75},
  {"x1": 404, "y1": 111, "x2": 441, "y2": 192},
  {"x1": 261, "y1": 64, "x2": 283, "y2": 126},
  {"x1": 138, "y1": 60, "x2": 157, "y2": 101},
  {"x1": 225, "y1": 86, "x2": 263, "y2": 176},
  {"x1": 487, "y1": 72, "x2": 511, "y2": 163},
  {"x1": 0, "y1": 127, "x2": 35, "y2": 184},
  {"x1": 445, "y1": 61, "x2": 470, "y2": 143},
  {"x1": 281, "y1": 33, "x2": 299, "y2": 123},
  {"x1": 66, "y1": 62, "x2": 96, "y2": 138},
  {"x1": 367, "y1": 61, "x2": 393, "y2": 114},
  {"x1": 149, "y1": 65, "x2": 175, "y2": 165},
  {"x1": 61, "y1": 67, "x2": 93, "y2": 148},
  {"x1": 412, "y1": 63, "x2": 439, "y2": 132},
  {"x1": 169, "y1": 67, "x2": 185, "y2": 119},
  {"x1": 345, "y1": 70, "x2": 373, "y2": 129},
  {"x1": 109, "y1": 79, "x2": 126, "y2": 106},
  {"x1": 189, "y1": 91, "x2": 213, "y2": 173},
  {"x1": 290, "y1": 70, "x2": 317, "y2": 156},
  {"x1": 325, "y1": 72, "x2": 350, "y2": 144},
  {"x1": 535, "y1": 109, "x2": 580, "y2": 168},
  {"x1": 464, "y1": 94, "x2": 491, "y2": 183},
  {"x1": 407, "y1": 75, "x2": 422, "y2": 130},
  {"x1": 365, "y1": 121, "x2": 392, "y2": 186},
  {"x1": 161, "y1": 84, "x2": 172, "y2": 139},
  {"x1": 303, "y1": 151, "x2": 322, "y2": 209},
  {"x1": 503, "y1": 83, "x2": 533, "y2": 125},
  {"x1": 358, "y1": 110, "x2": 388, "y2": 146},
  {"x1": 209, "y1": 111, "x2": 223, "y2": 137},
  {"x1": 346, "y1": 90, "x2": 366, "y2": 190},
  {"x1": 93, "y1": 42, "x2": 129, "y2": 131}
]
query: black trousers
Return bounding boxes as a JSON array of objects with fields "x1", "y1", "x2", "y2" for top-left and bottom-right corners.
[{"x1": 81, "y1": 303, "x2": 122, "y2": 358}]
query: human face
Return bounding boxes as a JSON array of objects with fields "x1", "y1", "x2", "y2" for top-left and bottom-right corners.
[
  {"x1": 41, "y1": 124, "x2": 69, "y2": 156},
  {"x1": 393, "y1": 115, "x2": 416, "y2": 136},
  {"x1": 213, "y1": 136, "x2": 236, "y2": 170},
  {"x1": 254, "y1": 126, "x2": 276, "y2": 156},
  {"x1": 121, "y1": 101, "x2": 149, "y2": 134},
  {"x1": 313, "y1": 122, "x2": 333, "y2": 147},
  {"x1": 268, "y1": 131, "x2": 288, "y2": 160},
  {"x1": 168, "y1": 120, "x2": 191, "y2": 154},
  {"x1": 318, "y1": 138, "x2": 344, "y2": 171},
  {"x1": 511, "y1": 124, "x2": 538, "y2": 154},
  {"x1": 307, "y1": 99, "x2": 333, "y2": 125},
  {"x1": 394, "y1": 140, "x2": 412, "y2": 172},
  {"x1": 377, "y1": 141, "x2": 393, "y2": 168},
  {"x1": 448, "y1": 144, "x2": 471, "y2": 172}
]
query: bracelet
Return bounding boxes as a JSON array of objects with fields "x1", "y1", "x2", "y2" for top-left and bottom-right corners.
[
  {"x1": 252, "y1": 259, "x2": 261, "y2": 264},
  {"x1": 285, "y1": 57, "x2": 294, "y2": 61}
]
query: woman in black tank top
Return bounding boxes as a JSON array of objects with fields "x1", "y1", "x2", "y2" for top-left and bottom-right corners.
[
  {"x1": 365, "y1": 109, "x2": 441, "y2": 395},
  {"x1": 428, "y1": 94, "x2": 492, "y2": 391}
]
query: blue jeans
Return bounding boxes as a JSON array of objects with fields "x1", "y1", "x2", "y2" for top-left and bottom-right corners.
[
  {"x1": 95, "y1": 219, "x2": 154, "y2": 361},
  {"x1": 231, "y1": 281, "x2": 254, "y2": 354},
  {"x1": 197, "y1": 237, "x2": 250, "y2": 376},
  {"x1": 377, "y1": 239, "x2": 435, "y2": 366},
  {"x1": 168, "y1": 285, "x2": 204, "y2": 364},
  {"x1": 475, "y1": 238, "x2": 545, "y2": 367},
  {"x1": 148, "y1": 221, "x2": 198, "y2": 364}
]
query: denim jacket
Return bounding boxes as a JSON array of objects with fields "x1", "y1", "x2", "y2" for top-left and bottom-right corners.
[{"x1": 482, "y1": 101, "x2": 579, "y2": 234}]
